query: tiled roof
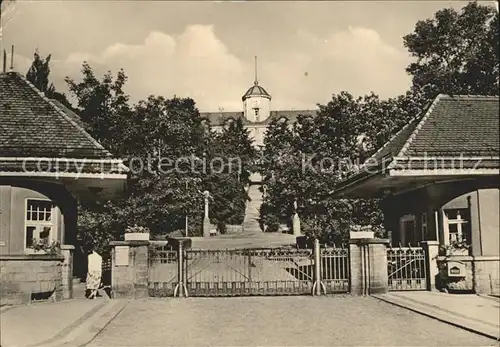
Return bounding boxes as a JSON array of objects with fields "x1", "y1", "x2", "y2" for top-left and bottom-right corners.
[
  {"x1": 242, "y1": 83, "x2": 271, "y2": 101},
  {"x1": 336, "y1": 94, "x2": 500, "y2": 191},
  {"x1": 370, "y1": 118, "x2": 421, "y2": 163},
  {"x1": 392, "y1": 158, "x2": 500, "y2": 170},
  {"x1": 368, "y1": 94, "x2": 499, "y2": 164},
  {"x1": 0, "y1": 72, "x2": 112, "y2": 159},
  {"x1": 402, "y1": 95, "x2": 499, "y2": 157},
  {"x1": 201, "y1": 109, "x2": 317, "y2": 126},
  {"x1": 49, "y1": 98, "x2": 86, "y2": 129}
]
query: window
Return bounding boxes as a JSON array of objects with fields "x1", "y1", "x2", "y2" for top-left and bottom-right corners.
[
  {"x1": 399, "y1": 215, "x2": 417, "y2": 246},
  {"x1": 25, "y1": 199, "x2": 56, "y2": 250},
  {"x1": 421, "y1": 213, "x2": 428, "y2": 241},
  {"x1": 443, "y1": 208, "x2": 470, "y2": 246},
  {"x1": 254, "y1": 108, "x2": 260, "y2": 122}
]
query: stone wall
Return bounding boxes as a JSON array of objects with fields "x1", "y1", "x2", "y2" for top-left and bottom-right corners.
[
  {"x1": 0, "y1": 255, "x2": 64, "y2": 305},
  {"x1": 110, "y1": 241, "x2": 149, "y2": 299},
  {"x1": 60, "y1": 245, "x2": 74, "y2": 299},
  {"x1": 225, "y1": 225, "x2": 244, "y2": 234},
  {"x1": 473, "y1": 256, "x2": 500, "y2": 295},
  {"x1": 436, "y1": 255, "x2": 500, "y2": 294},
  {"x1": 349, "y1": 238, "x2": 390, "y2": 295}
]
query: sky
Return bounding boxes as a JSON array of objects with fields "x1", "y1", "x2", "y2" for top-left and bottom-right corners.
[{"x1": 1, "y1": 1, "x2": 495, "y2": 111}]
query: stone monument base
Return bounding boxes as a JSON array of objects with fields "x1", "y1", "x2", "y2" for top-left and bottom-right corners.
[{"x1": 203, "y1": 217, "x2": 212, "y2": 238}]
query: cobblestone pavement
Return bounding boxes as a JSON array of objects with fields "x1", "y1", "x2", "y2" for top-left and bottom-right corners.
[{"x1": 88, "y1": 296, "x2": 497, "y2": 346}]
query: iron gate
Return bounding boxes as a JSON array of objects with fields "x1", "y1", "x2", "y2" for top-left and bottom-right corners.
[
  {"x1": 321, "y1": 247, "x2": 350, "y2": 294},
  {"x1": 148, "y1": 244, "x2": 179, "y2": 297},
  {"x1": 387, "y1": 246, "x2": 427, "y2": 291},
  {"x1": 148, "y1": 243, "x2": 350, "y2": 297},
  {"x1": 184, "y1": 248, "x2": 314, "y2": 296}
]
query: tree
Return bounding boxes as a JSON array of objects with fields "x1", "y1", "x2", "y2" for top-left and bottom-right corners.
[
  {"x1": 66, "y1": 63, "x2": 134, "y2": 156},
  {"x1": 258, "y1": 90, "x2": 428, "y2": 242},
  {"x1": 259, "y1": 116, "x2": 297, "y2": 231},
  {"x1": 404, "y1": 1, "x2": 499, "y2": 98},
  {"x1": 202, "y1": 118, "x2": 258, "y2": 232},
  {"x1": 26, "y1": 52, "x2": 51, "y2": 93},
  {"x1": 124, "y1": 95, "x2": 207, "y2": 235},
  {"x1": 68, "y1": 63, "x2": 257, "y2": 244},
  {"x1": 26, "y1": 52, "x2": 73, "y2": 108},
  {"x1": 216, "y1": 118, "x2": 258, "y2": 184}
]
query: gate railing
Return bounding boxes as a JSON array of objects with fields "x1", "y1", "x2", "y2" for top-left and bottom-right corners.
[
  {"x1": 148, "y1": 239, "x2": 350, "y2": 297},
  {"x1": 387, "y1": 245, "x2": 427, "y2": 291},
  {"x1": 148, "y1": 241, "x2": 179, "y2": 297},
  {"x1": 320, "y1": 246, "x2": 350, "y2": 294},
  {"x1": 184, "y1": 248, "x2": 314, "y2": 296}
]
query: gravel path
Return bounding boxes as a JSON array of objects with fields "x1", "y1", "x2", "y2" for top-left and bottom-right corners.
[{"x1": 89, "y1": 295, "x2": 497, "y2": 346}]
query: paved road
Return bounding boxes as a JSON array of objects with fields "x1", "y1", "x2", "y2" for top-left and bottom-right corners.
[{"x1": 89, "y1": 296, "x2": 497, "y2": 346}]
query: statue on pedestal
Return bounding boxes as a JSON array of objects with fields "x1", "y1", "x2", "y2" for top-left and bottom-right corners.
[
  {"x1": 202, "y1": 190, "x2": 213, "y2": 237},
  {"x1": 292, "y1": 199, "x2": 301, "y2": 236}
]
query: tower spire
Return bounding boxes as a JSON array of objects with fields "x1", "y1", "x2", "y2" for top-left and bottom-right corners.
[{"x1": 254, "y1": 55, "x2": 258, "y2": 85}]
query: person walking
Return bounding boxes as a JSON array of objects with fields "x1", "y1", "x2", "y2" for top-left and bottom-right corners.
[{"x1": 85, "y1": 246, "x2": 103, "y2": 299}]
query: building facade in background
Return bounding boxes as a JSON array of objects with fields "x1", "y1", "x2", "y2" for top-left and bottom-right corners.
[{"x1": 200, "y1": 63, "x2": 317, "y2": 149}]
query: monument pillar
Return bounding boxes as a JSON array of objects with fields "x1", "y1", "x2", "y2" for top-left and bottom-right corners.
[
  {"x1": 292, "y1": 199, "x2": 301, "y2": 236},
  {"x1": 202, "y1": 190, "x2": 211, "y2": 238}
]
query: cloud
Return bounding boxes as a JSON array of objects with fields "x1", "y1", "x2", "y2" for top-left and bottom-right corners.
[{"x1": 45, "y1": 24, "x2": 411, "y2": 111}]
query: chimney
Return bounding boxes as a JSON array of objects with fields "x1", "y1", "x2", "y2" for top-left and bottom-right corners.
[
  {"x1": 2, "y1": 49, "x2": 6, "y2": 73},
  {"x1": 9, "y1": 45, "x2": 13, "y2": 71}
]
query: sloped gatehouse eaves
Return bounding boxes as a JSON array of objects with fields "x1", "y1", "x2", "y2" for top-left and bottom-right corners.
[
  {"x1": 0, "y1": 72, "x2": 128, "y2": 197},
  {"x1": 333, "y1": 94, "x2": 500, "y2": 198}
]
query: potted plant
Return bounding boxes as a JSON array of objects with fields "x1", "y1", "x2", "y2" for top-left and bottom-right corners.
[
  {"x1": 439, "y1": 240, "x2": 471, "y2": 257},
  {"x1": 446, "y1": 279, "x2": 474, "y2": 294},
  {"x1": 124, "y1": 225, "x2": 150, "y2": 241},
  {"x1": 32, "y1": 240, "x2": 61, "y2": 256}
]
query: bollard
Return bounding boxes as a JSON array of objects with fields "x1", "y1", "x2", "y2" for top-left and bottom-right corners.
[
  {"x1": 311, "y1": 238, "x2": 326, "y2": 296},
  {"x1": 174, "y1": 240, "x2": 189, "y2": 298}
]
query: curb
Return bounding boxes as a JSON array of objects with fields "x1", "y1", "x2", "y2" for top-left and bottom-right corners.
[
  {"x1": 0, "y1": 305, "x2": 16, "y2": 314},
  {"x1": 47, "y1": 299, "x2": 129, "y2": 347},
  {"x1": 373, "y1": 294, "x2": 500, "y2": 341},
  {"x1": 478, "y1": 294, "x2": 500, "y2": 302},
  {"x1": 29, "y1": 300, "x2": 110, "y2": 347}
]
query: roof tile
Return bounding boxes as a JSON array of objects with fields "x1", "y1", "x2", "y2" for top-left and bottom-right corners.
[
  {"x1": 403, "y1": 95, "x2": 499, "y2": 157},
  {"x1": 0, "y1": 72, "x2": 112, "y2": 159}
]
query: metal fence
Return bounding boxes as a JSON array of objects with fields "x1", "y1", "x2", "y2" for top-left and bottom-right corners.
[
  {"x1": 184, "y1": 248, "x2": 314, "y2": 296},
  {"x1": 148, "y1": 242, "x2": 179, "y2": 297},
  {"x1": 320, "y1": 246, "x2": 350, "y2": 294},
  {"x1": 147, "y1": 241, "x2": 350, "y2": 297},
  {"x1": 148, "y1": 242, "x2": 430, "y2": 296},
  {"x1": 387, "y1": 246, "x2": 427, "y2": 291}
]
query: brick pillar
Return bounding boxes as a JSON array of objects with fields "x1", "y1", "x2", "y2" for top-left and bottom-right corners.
[
  {"x1": 349, "y1": 241, "x2": 364, "y2": 295},
  {"x1": 367, "y1": 241, "x2": 389, "y2": 294},
  {"x1": 421, "y1": 240, "x2": 439, "y2": 291},
  {"x1": 349, "y1": 237, "x2": 390, "y2": 295},
  {"x1": 60, "y1": 245, "x2": 75, "y2": 300},
  {"x1": 110, "y1": 240, "x2": 150, "y2": 299}
]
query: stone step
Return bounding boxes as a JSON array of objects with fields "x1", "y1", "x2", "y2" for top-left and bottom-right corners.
[{"x1": 243, "y1": 185, "x2": 264, "y2": 234}]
